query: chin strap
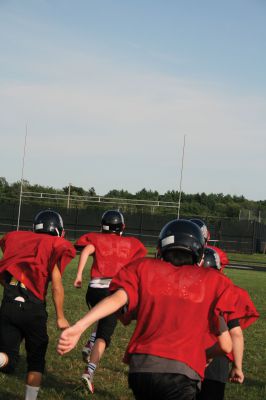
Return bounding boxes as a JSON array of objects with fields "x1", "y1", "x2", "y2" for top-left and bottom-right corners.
[{"x1": 197, "y1": 257, "x2": 204, "y2": 267}]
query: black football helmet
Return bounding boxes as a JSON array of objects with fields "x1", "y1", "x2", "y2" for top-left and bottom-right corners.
[
  {"x1": 203, "y1": 247, "x2": 221, "y2": 270},
  {"x1": 189, "y1": 218, "x2": 210, "y2": 243},
  {"x1": 157, "y1": 219, "x2": 205, "y2": 263},
  {"x1": 33, "y1": 209, "x2": 64, "y2": 237},
  {"x1": 101, "y1": 210, "x2": 125, "y2": 234}
]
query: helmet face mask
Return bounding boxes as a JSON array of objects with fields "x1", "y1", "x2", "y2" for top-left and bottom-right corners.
[
  {"x1": 157, "y1": 219, "x2": 205, "y2": 265},
  {"x1": 101, "y1": 210, "x2": 125, "y2": 234},
  {"x1": 33, "y1": 210, "x2": 64, "y2": 237}
]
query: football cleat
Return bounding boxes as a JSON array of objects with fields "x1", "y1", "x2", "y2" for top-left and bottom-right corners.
[{"x1": 81, "y1": 370, "x2": 94, "y2": 394}]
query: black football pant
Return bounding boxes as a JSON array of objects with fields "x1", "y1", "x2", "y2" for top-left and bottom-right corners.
[
  {"x1": 128, "y1": 372, "x2": 199, "y2": 400},
  {"x1": 86, "y1": 286, "x2": 117, "y2": 347},
  {"x1": 0, "y1": 296, "x2": 48, "y2": 374},
  {"x1": 196, "y1": 379, "x2": 225, "y2": 400}
]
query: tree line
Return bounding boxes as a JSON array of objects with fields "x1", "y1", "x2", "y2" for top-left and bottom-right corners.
[{"x1": 0, "y1": 177, "x2": 265, "y2": 220}]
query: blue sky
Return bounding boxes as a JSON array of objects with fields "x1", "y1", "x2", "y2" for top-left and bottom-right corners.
[{"x1": 0, "y1": 0, "x2": 265, "y2": 200}]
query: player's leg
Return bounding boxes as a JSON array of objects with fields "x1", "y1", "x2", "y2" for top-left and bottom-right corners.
[
  {"x1": 196, "y1": 379, "x2": 225, "y2": 400},
  {"x1": 83, "y1": 285, "x2": 109, "y2": 364},
  {"x1": 25, "y1": 372, "x2": 43, "y2": 400},
  {"x1": 0, "y1": 299, "x2": 22, "y2": 374},
  {"x1": 81, "y1": 286, "x2": 103, "y2": 363},
  {"x1": 197, "y1": 356, "x2": 229, "y2": 400},
  {"x1": 23, "y1": 303, "x2": 49, "y2": 400},
  {"x1": 82, "y1": 287, "x2": 117, "y2": 393},
  {"x1": 81, "y1": 326, "x2": 97, "y2": 363}
]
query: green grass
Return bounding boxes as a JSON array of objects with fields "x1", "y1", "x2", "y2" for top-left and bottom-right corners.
[
  {"x1": 227, "y1": 252, "x2": 266, "y2": 267},
  {"x1": 0, "y1": 255, "x2": 265, "y2": 399},
  {"x1": 227, "y1": 252, "x2": 266, "y2": 262}
]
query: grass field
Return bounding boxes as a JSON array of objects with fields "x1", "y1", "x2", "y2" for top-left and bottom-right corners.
[
  {"x1": 227, "y1": 252, "x2": 266, "y2": 267},
  {"x1": 0, "y1": 252, "x2": 265, "y2": 399}
]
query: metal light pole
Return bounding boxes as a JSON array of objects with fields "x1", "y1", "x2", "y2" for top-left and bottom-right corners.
[
  {"x1": 177, "y1": 134, "x2": 186, "y2": 219},
  {"x1": 67, "y1": 183, "x2": 71, "y2": 209},
  {"x1": 17, "y1": 124, "x2": 28, "y2": 230}
]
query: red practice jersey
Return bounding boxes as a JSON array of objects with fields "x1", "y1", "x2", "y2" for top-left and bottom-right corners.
[
  {"x1": 0, "y1": 231, "x2": 76, "y2": 300},
  {"x1": 208, "y1": 245, "x2": 229, "y2": 271},
  {"x1": 75, "y1": 232, "x2": 147, "y2": 279},
  {"x1": 227, "y1": 285, "x2": 259, "y2": 362},
  {"x1": 207, "y1": 283, "x2": 259, "y2": 362},
  {"x1": 227, "y1": 285, "x2": 259, "y2": 329},
  {"x1": 110, "y1": 258, "x2": 239, "y2": 378}
]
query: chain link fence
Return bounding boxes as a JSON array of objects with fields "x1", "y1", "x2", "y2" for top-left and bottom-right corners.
[{"x1": 1, "y1": 199, "x2": 266, "y2": 254}]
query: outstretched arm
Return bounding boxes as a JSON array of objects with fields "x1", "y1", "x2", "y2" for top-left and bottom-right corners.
[
  {"x1": 229, "y1": 326, "x2": 244, "y2": 383},
  {"x1": 74, "y1": 244, "x2": 95, "y2": 288},
  {"x1": 51, "y1": 264, "x2": 69, "y2": 330},
  {"x1": 57, "y1": 289, "x2": 128, "y2": 355},
  {"x1": 209, "y1": 315, "x2": 232, "y2": 356},
  {"x1": 217, "y1": 329, "x2": 232, "y2": 354}
]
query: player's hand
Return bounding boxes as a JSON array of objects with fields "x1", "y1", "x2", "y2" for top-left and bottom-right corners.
[
  {"x1": 74, "y1": 276, "x2": 82, "y2": 288},
  {"x1": 229, "y1": 366, "x2": 244, "y2": 384},
  {"x1": 57, "y1": 324, "x2": 82, "y2": 355},
  {"x1": 57, "y1": 317, "x2": 70, "y2": 330}
]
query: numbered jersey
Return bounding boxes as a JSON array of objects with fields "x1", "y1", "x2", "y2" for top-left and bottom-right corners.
[
  {"x1": 110, "y1": 258, "x2": 239, "y2": 379},
  {"x1": 75, "y1": 232, "x2": 147, "y2": 279}
]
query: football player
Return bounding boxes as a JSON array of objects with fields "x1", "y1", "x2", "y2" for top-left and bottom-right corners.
[
  {"x1": 190, "y1": 218, "x2": 229, "y2": 270},
  {"x1": 58, "y1": 219, "x2": 240, "y2": 400},
  {"x1": 197, "y1": 247, "x2": 259, "y2": 400},
  {"x1": 73, "y1": 210, "x2": 147, "y2": 394},
  {"x1": 0, "y1": 210, "x2": 76, "y2": 400}
]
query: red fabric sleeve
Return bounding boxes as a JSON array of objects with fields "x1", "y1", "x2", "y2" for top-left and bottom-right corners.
[
  {"x1": 110, "y1": 259, "x2": 141, "y2": 315},
  {"x1": 74, "y1": 233, "x2": 94, "y2": 248},
  {"x1": 225, "y1": 287, "x2": 259, "y2": 362},
  {"x1": 211, "y1": 285, "x2": 239, "y2": 335},
  {"x1": 227, "y1": 286, "x2": 259, "y2": 330},
  {"x1": 50, "y1": 239, "x2": 76, "y2": 275},
  {"x1": 218, "y1": 249, "x2": 229, "y2": 267}
]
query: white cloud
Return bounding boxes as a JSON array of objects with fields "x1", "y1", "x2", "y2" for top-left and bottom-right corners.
[{"x1": 0, "y1": 47, "x2": 265, "y2": 199}]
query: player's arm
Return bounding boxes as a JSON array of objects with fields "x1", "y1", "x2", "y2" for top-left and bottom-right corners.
[
  {"x1": 207, "y1": 315, "x2": 232, "y2": 360},
  {"x1": 217, "y1": 329, "x2": 232, "y2": 354},
  {"x1": 207, "y1": 331, "x2": 232, "y2": 359},
  {"x1": 74, "y1": 244, "x2": 95, "y2": 288},
  {"x1": 217, "y1": 314, "x2": 232, "y2": 353},
  {"x1": 57, "y1": 289, "x2": 128, "y2": 355},
  {"x1": 51, "y1": 264, "x2": 69, "y2": 330},
  {"x1": 229, "y1": 325, "x2": 244, "y2": 384}
]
